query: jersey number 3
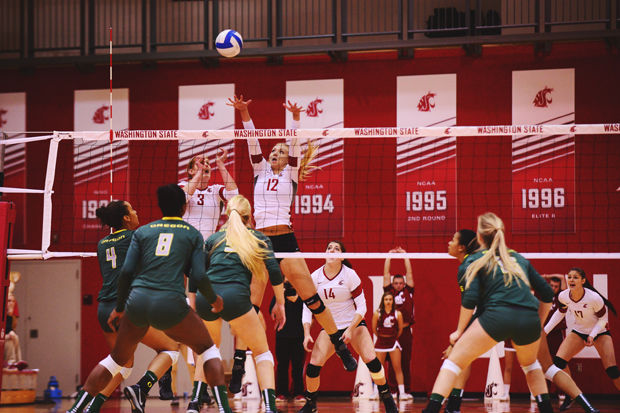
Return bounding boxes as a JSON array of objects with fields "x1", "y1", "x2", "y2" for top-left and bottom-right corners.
[
  {"x1": 323, "y1": 288, "x2": 335, "y2": 300},
  {"x1": 156, "y1": 233, "x2": 174, "y2": 256}
]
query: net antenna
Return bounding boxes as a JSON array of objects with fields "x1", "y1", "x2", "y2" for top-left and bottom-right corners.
[{"x1": 109, "y1": 26, "x2": 113, "y2": 203}]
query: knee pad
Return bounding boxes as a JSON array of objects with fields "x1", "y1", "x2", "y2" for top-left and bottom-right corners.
[
  {"x1": 306, "y1": 363, "x2": 322, "y2": 378},
  {"x1": 304, "y1": 294, "x2": 326, "y2": 315},
  {"x1": 120, "y1": 367, "x2": 133, "y2": 380},
  {"x1": 162, "y1": 350, "x2": 180, "y2": 365},
  {"x1": 553, "y1": 356, "x2": 568, "y2": 370},
  {"x1": 200, "y1": 345, "x2": 221, "y2": 362},
  {"x1": 366, "y1": 358, "x2": 385, "y2": 381},
  {"x1": 544, "y1": 365, "x2": 561, "y2": 381},
  {"x1": 521, "y1": 360, "x2": 542, "y2": 374},
  {"x1": 605, "y1": 366, "x2": 620, "y2": 379},
  {"x1": 99, "y1": 355, "x2": 122, "y2": 377},
  {"x1": 440, "y1": 359, "x2": 462, "y2": 376},
  {"x1": 254, "y1": 351, "x2": 274, "y2": 365}
]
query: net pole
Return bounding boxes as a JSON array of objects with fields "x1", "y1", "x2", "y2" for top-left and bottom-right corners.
[
  {"x1": 41, "y1": 135, "x2": 60, "y2": 253},
  {"x1": 109, "y1": 26, "x2": 113, "y2": 202}
]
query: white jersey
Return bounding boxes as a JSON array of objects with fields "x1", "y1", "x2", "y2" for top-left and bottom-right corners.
[
  {"x1": 303, "y1": 264, "x2": 365, "y2": 330},
  {"x1": 252, "y1": 159, "x2": 297, "y2": 229},
  {"x1": 179, "y1": 181, "x2": 238, "y2": 239},
  {"x1": 557, "y1": 288, "x2": 608, "y2": 335}
]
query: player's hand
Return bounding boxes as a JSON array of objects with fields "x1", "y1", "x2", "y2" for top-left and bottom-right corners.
[
  {"x1": 226, "y1": 95, "x2": 252, "y2": 111},
  {"x1": 216, "y1": 148, "x2": 228, "y2": 164},
  {"x1": 211, "y1": 295, "x2": 224, "y2": 313},
  {"x1": 442, "y1": 344, "x2": 453, "y2": 359},
  {"x1": 395, "y1": 247, "x2": 406, "y2": 253},
  {"x1": 586, "y1": 336, "x2": 594, "y2": 347},
  {"x1": 283, "y1": 101, "x2": 305, "y2": 121},
  {"x1": 271, "y1": 302, "x2": 287, "y2": 332},
  {"x1": 303, "y1": 335, "x2": 314, "y2": 352},
  {"x1": 449, "y1": 330, "x2": 461, "y2": 346},
  {"x1": 107, "y1": 309, "x2": 124, "y2": 331},
  {"x1": 342, "y1": 328, "x2": 353, "y2": 344}
]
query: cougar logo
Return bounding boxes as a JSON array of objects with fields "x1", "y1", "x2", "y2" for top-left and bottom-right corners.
[
  {"x1": 0, "y1": 109, "x2": 7, "y2": 127},
  {"x1": 353, "y1": 383, "x2": 362, "y2": 397},
  {"x1": 485, "y1": 382, "x2": 498, "y2": 398},
  {"x1": 202, "y1": 131, "x2": 209, "y2": 138},
  {"x1": 198, "y1": 102, "x2": 215, "y2": 120},
  {"x1": 92, "y1": 105, "x2": 110, "y2": 124},
  {"x1": 444, "y1": 127, "x2": 451, "y2": 135},
  {"x1": 417, "y1": 92, "x2": 436, "y2": 112},
  {"x1": 306, "y1": 98, "x2": 323, "y2": 117},
  {"x1": 533, "y1": 86, "x2": 553, "y2": 108},
  {"x1": 570, "y1": 125, "x2": 576, "y2": 133},
  {"x1": 322, "y1": 129, "x2": 329, "y2": 136},
  {"x1": 241, "y1": 382, "x2": 252, "y2": 396}
]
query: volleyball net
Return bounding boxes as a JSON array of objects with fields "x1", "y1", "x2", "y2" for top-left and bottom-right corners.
[{"x1": 1, "y1": 123, "x2": 619, "y2": 261}]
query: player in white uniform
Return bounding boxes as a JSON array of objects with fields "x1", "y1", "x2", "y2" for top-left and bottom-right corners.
[
  {"x1": 177, "y1": 149, "x2": 238, "y2": 412},
  {"x1": 179, "y1": 148, "x2": 238, "y2": 239},
  {"x1": 227, "y1": 95, "x2": 358, "y2": 380},
  {"x1": 298, "y1": 241, "x2": 398, "y2": 413},
  {"x1": 544, "y1": 268, "x2": 620, "y2": 391}
]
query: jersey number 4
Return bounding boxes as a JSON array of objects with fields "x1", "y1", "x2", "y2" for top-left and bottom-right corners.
[
  {"x1": 323, "y1": 288, "x2": 335, "y2": 300},
  {"x1": 156, "y1": 233, "x2": 174, "y2": 256},
  {"x1": 106, "y1": 247, "x2": 117, "y2": 268}
]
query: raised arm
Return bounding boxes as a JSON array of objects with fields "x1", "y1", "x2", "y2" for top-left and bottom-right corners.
[
  {"x1": 184, "y1": 158, "x2": 208, "y2": 197},
  {"x1": 215, "y1": 148, "x2": 238, "y2": 191},
  {"x1": 383, "y1": 248, "x2": 395, "y2": 288},
  {"x1": 396, "y1": 246, "x2": 414, "y2": 288},
  {"x1": 284, "y1": 101, "x2": 303, "y2": 181},
  {"x1": 227, "y1": 95, "x2": 261, "y2": 157}
]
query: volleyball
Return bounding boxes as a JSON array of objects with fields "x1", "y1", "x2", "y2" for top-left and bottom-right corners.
[{"x1": 215, "y1": 29, "x2": 243, "y2": 58}]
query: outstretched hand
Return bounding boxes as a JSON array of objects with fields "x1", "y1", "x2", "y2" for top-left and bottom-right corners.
[
  {"x1": 283, "y1": 101, "x2": 304, "y2": 121},
  {"x1": 216, "y1": 148, "x2": 228, "y2": 164},
  {"x1": 227, "y1": 95, "x2": 252, "y2": 111}
]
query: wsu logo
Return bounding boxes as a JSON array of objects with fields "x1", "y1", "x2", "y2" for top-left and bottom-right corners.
[
  {"x1": 417, "y1": 92, "x2": 436, "y2": 112},
  {"x1": 0, "y1": 108, "x2": 7, "y2": 127},
  {"x1": 306, "y1": 98, "x2": 323, "y2": 117},
  {"x1": 241, "y1": 382, "x2": 253, "y2": 396},
  {"x1": 353, "y1": 383, "x2": 362, "y2": 397},
  {"x1": 485, "y1": 382, "x2": 499, "y2": 398},
  {"x1": 198, "y1": 102, "x2": 215, "y2": 120},
  {"x1": 92, "y1": 106, "x2": 110, "y2": 124},
  {"x1": 533, "y1": 86, "x2": 553, "y2": 108}
]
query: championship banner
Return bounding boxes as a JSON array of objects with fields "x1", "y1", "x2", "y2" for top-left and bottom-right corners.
[
  {"x1": 178, "y1": 84, "x2": 235, "y2": 184},
  {"x1": 396, "y1": 74, "x2": 457, "y2": 236},
  {"x1": 0, "y1": 92, "x2": 26, "y2": 245},
  {"x1": 512, "y1": 69, "x2": 575, "y2": 233},
  {"x1": 73, "y1": 88, "x2": 130, "y2": 243},
  {"x1": 286, "y1": 79, "x2": 344, "y2": 239}
]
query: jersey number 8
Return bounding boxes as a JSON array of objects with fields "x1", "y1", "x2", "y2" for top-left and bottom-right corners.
[{"x1": 156, "y1": 233, "x2": 174, "y2": 256}]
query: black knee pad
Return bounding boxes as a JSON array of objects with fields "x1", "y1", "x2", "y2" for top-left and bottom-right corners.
[
  {"x1": 304, "y1": 294, "x2": 326, "y2": 315},
  {"x1": 553, "y1": 356, "x2": 568, "y2": 370},
  {"x1": 306, "y1": 363, "x2": 322, "y2": 378},
  {"x1": 366, "y1": 358, "x2": 382, "y2": 373},
  {"x1": 606, "y1": 365, "x2": 620, "y2": 379}
]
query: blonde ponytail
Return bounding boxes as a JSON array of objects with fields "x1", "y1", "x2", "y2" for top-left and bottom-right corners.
[
  {"x1": 464, "y1": 212, "x2": 530, "y2": 290},
  {"x1": 224, "y1": 195, "x2": 269, "y2": 282},
  {"x1": 298, "y1": 139, "x2": 320, "y2": 181}
]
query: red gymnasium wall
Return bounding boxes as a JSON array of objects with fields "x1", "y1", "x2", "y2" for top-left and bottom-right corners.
[{"x1": 0, "y1": 41, "x2": 619, "y2": 394}]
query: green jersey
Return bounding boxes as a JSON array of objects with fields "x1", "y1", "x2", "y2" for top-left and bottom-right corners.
[
  {"x1": 97, "y1": 229, "x2": 134, "y2": 302},
  {"x1": 200, "y1": 228, "x2": 283, "y2": 288},
  {"x1": 460, "y1": 250, "x2": 554, "y2": 311},
  {"x1": 116, "y1": 217, "x2": 217, "y2": 311}
]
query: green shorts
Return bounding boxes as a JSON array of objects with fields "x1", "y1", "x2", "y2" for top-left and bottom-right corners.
[
  {"x1": 126, "y1": 287, "x2": 190, "y2": 330},
  {"x1": 97, "y1": 300, "x2": 116, "y2": 333},
  {"x1": 478, "y1": 306, "x2": 541, "y2": 346},
  {"x1": 195, "y1": 282, "x2": 253, "y2": 322}
]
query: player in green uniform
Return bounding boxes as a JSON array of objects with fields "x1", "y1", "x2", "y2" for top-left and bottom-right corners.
[
  {"x1": 84, "y1": 201, "x2": 180, "y2": 413},
  {"x1": 67, "y1": 184, "x2": 232, "y2": 413},
  {"x1": 191, "y1": 194, "x2": 285, "y2": 413},
  {"x1": 423, "y1": 212, "x2": 556, "y2": 413}
]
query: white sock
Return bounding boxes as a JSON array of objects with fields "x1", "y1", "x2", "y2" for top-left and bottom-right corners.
[
  {"x1": 398, "y1": 384, "x2": 405, "y2": 394},
  {"x1": 504, "y1": 384, "x2": 510, "y2": 396}
]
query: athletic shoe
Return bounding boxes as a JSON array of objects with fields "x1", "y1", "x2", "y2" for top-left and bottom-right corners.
[
  {"x1": 293, "y1": 395, "x2": 306, "y2": 404},
  {"x1": 297, "y1": 399, "x2": 317, "y2": 413},
  {"x1": 559, "y1": 396, "x2": 574, "y2": 412},
  {"x1": 444, "y1": 408, "x2": 460, "y2": 413},
  {"x1": 186, "y1": 400, "x2": 201, "y2": 413},
  {"x1": 334, "y1": 341, "x2": 357, "y2": 371},
  {"x1": 399, "y1": 392, "x2": 413, "y2": 401},
  {"x1": 201, "y1": 387, "x2": 214, "y2": 406},
  {"x1": 380, "y1": 392, "x2": 399, "y2": 413},
  {"x1": 158, "y1": 368, "x2": 174, "y2": 400},
  {"x1": 124, "y1": 385, "x2": 146, "y2": 413},
  {"x1": 229, "y1": 365, "x2": 245, "y2": 394}
]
